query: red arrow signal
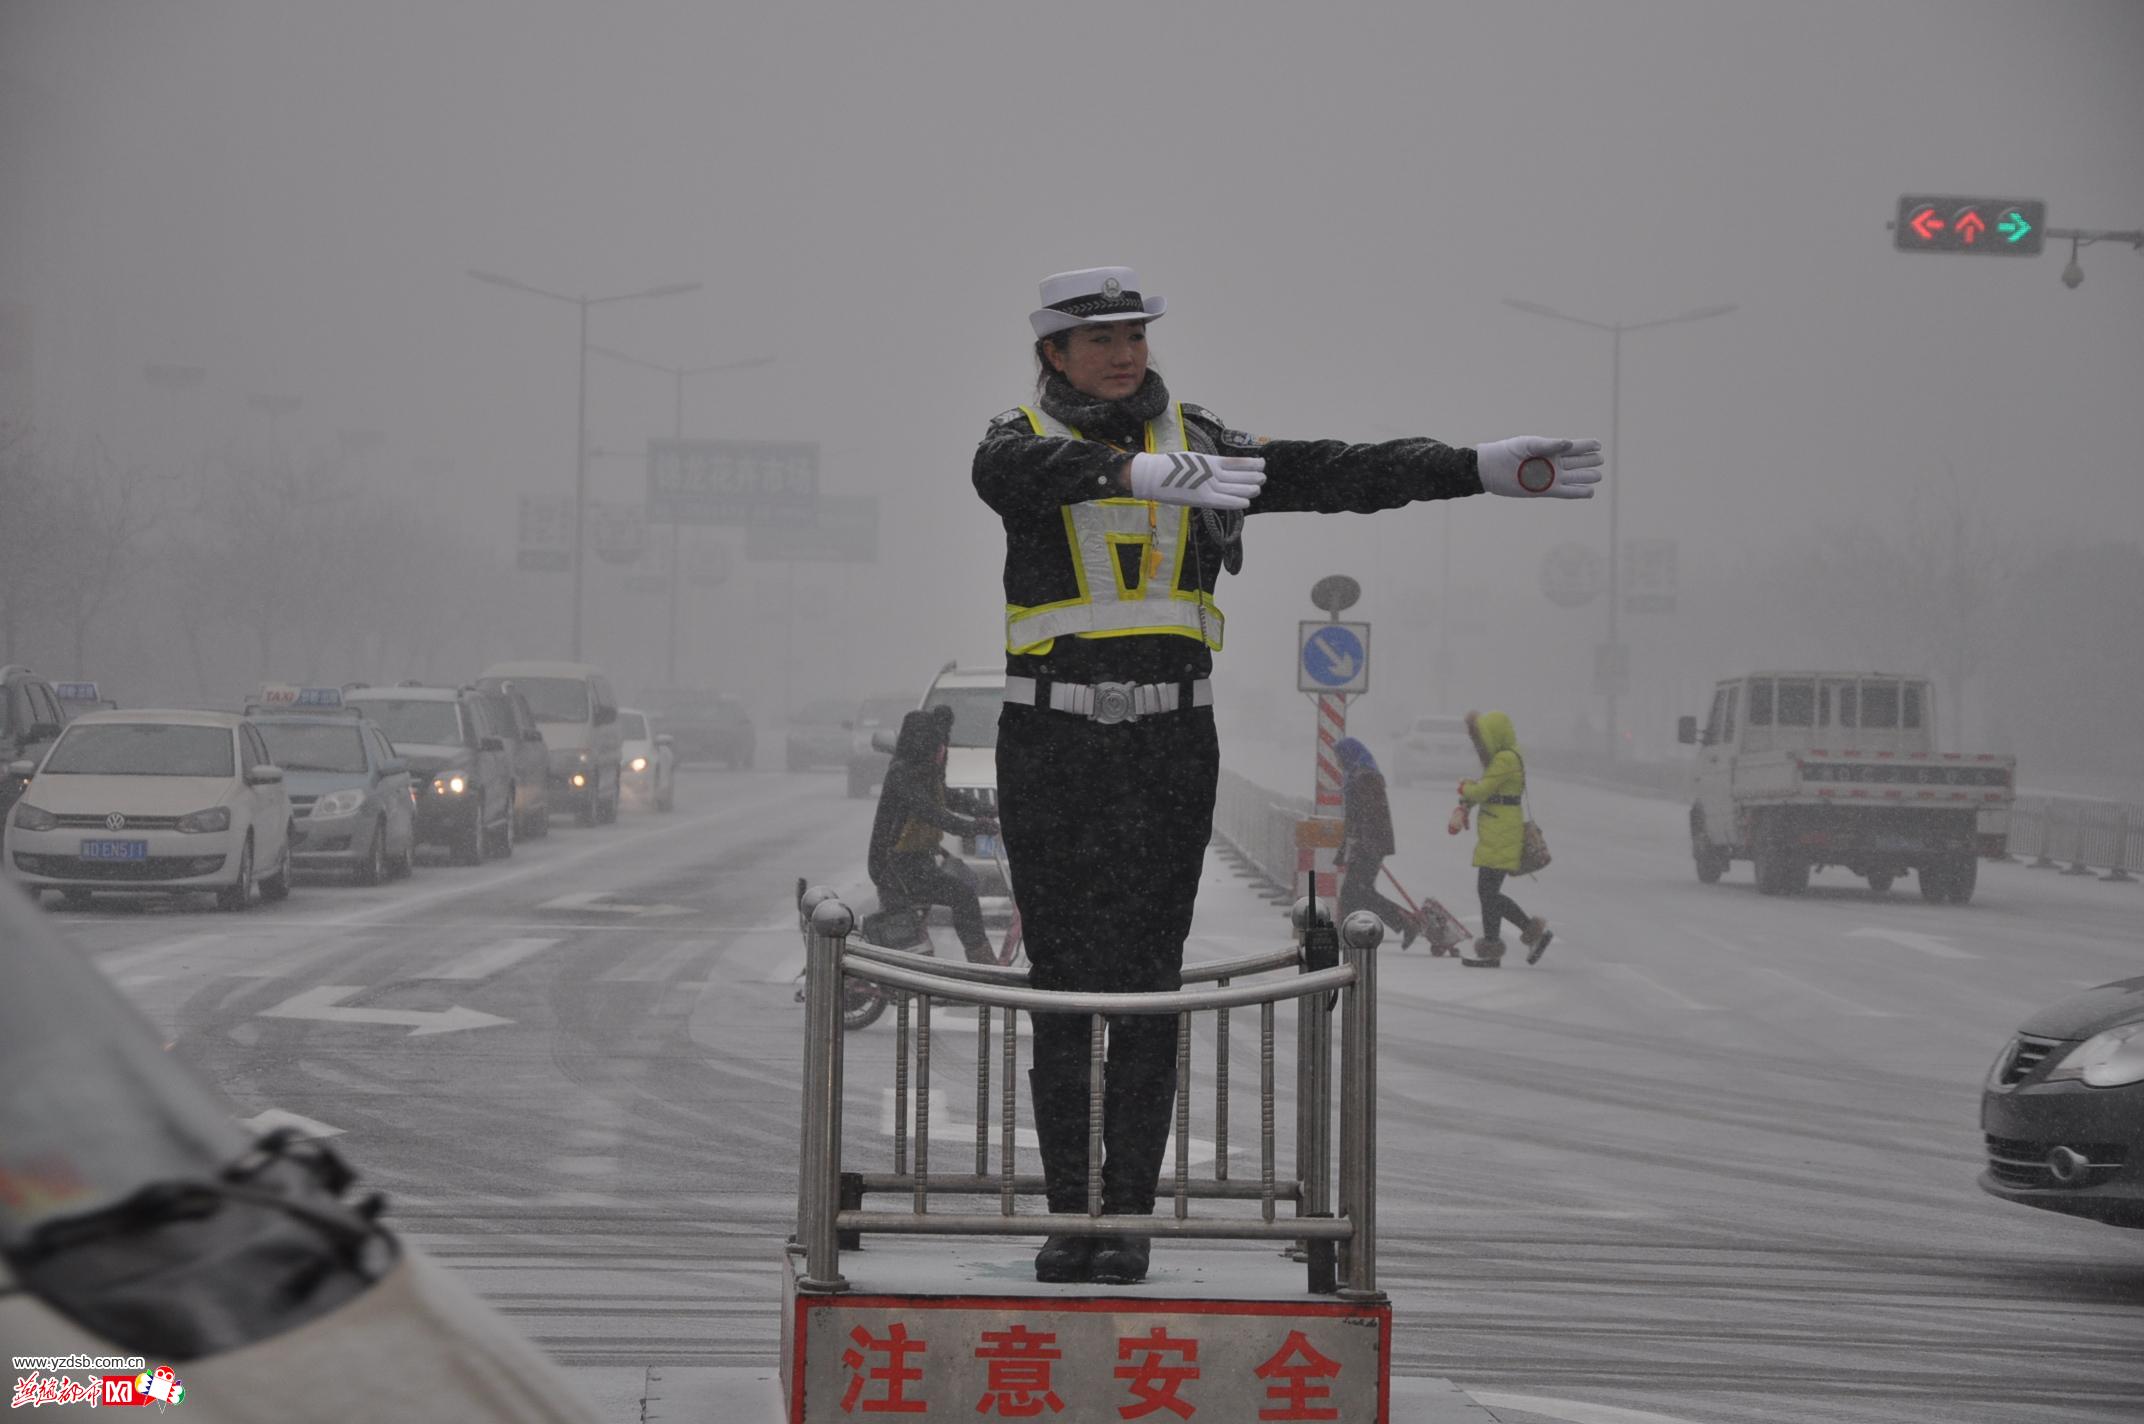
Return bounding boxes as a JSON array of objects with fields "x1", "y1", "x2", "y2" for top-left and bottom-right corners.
[{"x1": 1895, "y1": 195, "x2": 2047, "y2": 255}]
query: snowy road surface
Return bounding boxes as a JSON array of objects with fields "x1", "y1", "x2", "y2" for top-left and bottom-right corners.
[{"x1": 38, "y1": 759, "x2": 2143, "y2": 1423}]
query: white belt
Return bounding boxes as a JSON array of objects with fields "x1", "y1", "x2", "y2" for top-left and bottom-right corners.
[{"x1": 1004, "y1": 675, "x2": 1213, "y2": 725}]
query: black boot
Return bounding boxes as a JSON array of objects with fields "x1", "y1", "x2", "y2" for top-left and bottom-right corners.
[
  {"x1": 1027, "y1": 1064, "x2": 1097, "y2": 1283},
  {"x1": 1034, "y1": 1233, "x2": 1094, "y2": 1283},
  {"x1": 1089, "y1": 1049, "x2": 1177, "y2": 1286}
]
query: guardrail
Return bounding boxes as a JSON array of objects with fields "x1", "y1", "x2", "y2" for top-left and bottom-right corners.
[
  {"x1": 791, "y1": 887, "x2": 1388, "y2": 1302},
  {"x1": 1216, "y1": 762, "x2": 2143, "y2": 885},
  {"x1": 2009, "y1": 795, "x2": 2141, "y2": 882},
  {"x1": 1213, "y1": 769, "x2": 1313, "y2": 899}
]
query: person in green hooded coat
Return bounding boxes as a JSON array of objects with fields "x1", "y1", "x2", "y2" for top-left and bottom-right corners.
[{"x1": 1455, "y1": 710, "x2": 1552, "y2": 967}]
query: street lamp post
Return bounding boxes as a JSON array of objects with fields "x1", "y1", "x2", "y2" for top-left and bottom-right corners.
[
  {"x1": 468, "y1": 270, "x2": 701, "y2": 660},
  {"x1": 588, "y1": 345, "x2": 773, "y2": 683},
  {"x1": 1503, "y1": 297, "x2": 1736, "y2": 761}
]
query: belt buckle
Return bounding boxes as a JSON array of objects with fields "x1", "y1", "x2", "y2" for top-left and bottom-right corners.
[{"x1": 1090, "y1": 682, "x2": 1138, "y2": 725}]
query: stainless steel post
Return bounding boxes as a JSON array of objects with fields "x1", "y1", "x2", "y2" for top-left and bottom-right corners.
[
  {"x1": 1000, "y1": 1006, "x2": 1018, "y2": 1215},
  {"x1": 1087, "y1": 1014, "x2": 1106, "y2": 1219},
  {"x1": 914, "y1": 995, "x2": 933, "y2": 1213},
  {"x1": 976, "y1": 1006, "x2": 993, "y2": 1178},
  {"x1": 799, "y1": 898, "x2": 853, "y2": 1291},
  {"x1": 1174, "y1": 1012, "x2": 1192, "y2": 1219},
  {"x1": 1339, "y1": 911, "x2": 1384, "y2": 1302}
]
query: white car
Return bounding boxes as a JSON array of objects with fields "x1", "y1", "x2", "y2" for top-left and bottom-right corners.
[
  {"x1": 1390, "y1": 713, "x2": 1478, "y2": 787},
  {"x1": 920, "y1": 662, "x2": 1008, "y2": 900},
  {"x1": 616, "y1": 707, "x2": 675, "y2": 812},
  {"x1": 6, "y1": 709, "x2": 293, "y2": 911}
]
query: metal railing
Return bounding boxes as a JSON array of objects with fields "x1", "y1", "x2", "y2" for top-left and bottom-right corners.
[
  {"x1": 792, "y1": 888, "x2": 1386, "y2": 1303},
  {"x1": 2008, "y1": 795, "x2": 2141, "y2": 882},
  {"x1": 1218, "y1": 766, "x2": 2144, "y2": 889},
  {"x1": 1213, "y1": 768, "x2": 1313, "y2": 898}
]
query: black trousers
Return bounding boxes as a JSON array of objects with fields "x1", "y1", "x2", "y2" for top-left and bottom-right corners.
[
  {"x1": 875, "y1": 852, "x2": 991, "y2": 961},
  {"x1": 997, "y1": 700, "x2": 1218, "y2": 1212},
  {"x1": 1478, "y1": 866, "x2": 1530, "y2": 942},
  {"x1": 1338, "y1": 857, "x2": 1413, "y2": 935}
]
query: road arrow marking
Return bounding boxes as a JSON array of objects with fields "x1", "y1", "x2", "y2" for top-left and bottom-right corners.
[
  {"x1": 538, "y1": 891, "x2": 693, "y2": 917},
  {"x1": 260, "y1": 985, "x2": 514, "y2": 1036},
  {"x1": 1750, "y1": 966, "x2": 1896, "y2": 1017},
  {"x1": 1845, "y1": 927, "x2": 1975, "y2": 960},
  {"x1": 239, "y1": 1108, "x2": 345, "y2": 1140}
]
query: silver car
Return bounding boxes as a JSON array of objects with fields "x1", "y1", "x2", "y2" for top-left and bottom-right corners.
[{"x1": 253, "y1": 713, "x2": 416, "y2": 884}]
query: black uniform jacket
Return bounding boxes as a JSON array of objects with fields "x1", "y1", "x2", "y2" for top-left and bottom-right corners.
[{"x1": 972, "y1": 403, "x2": 1482, "y2": 685}]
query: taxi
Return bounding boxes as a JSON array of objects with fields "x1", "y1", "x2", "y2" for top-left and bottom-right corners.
[{"x1": 246, "y1": 690, "x2": 417, "y2": 885}]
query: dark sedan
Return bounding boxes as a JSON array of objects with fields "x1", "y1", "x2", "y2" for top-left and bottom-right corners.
[{"x1": 1981, "y1": 974, "x2": 2144, "y2": 1228}]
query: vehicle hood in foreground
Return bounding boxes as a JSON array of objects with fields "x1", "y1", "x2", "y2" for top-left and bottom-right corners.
[
  {"x1": 392, "y1": 745, "x2": 469, "y2": 774},
  {"x1": 282, "y1": 770, "x2": 372, "y2": 799},
  {"x1": 2016, "y1": 976, "x2": 2144, "y2": 1041},
  {"x1": 20, "y1": 775, "x2": 236, "y2": 816}
]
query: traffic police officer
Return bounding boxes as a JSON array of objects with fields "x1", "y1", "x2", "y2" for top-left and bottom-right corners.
[{"x1": 974, "y1": 265, "x2": 1603, "y2": 1284}]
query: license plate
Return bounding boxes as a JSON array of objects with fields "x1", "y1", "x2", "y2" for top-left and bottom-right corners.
[
  {"x1": 973, "y1": 834, "x2": 999, "y2": 858},
  {"x1": 81, "y1": 839, "x2": 149, "y2": 861}
]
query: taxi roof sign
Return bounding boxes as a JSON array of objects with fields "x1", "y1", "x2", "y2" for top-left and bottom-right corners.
[
  {"x1": 255, "y1": 684, "x2": 345, "y2": 710},
  {"x1": 54, "y1": 682, "x2": 101, "y2": 702}
]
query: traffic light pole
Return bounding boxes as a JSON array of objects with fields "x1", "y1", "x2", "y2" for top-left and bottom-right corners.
[{"x1": 1606, "y1": 325, "x2": 1621, "y2": 765}]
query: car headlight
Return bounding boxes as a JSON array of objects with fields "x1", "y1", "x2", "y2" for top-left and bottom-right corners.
[
  {"x1": 2046, "y1": 1023, "x2": 2144, "y2": 1089},
  {"x1": 432, "y1": 772, "x2": 469, "y2": 795},
  {"x1": 312, "y1": 789, "x2": 367, "y2": 818},
  {"x1": 12, "y1": 802, "x2": 58, "y2": 832},
  {"x1": 629, "y1": 756, "x2": 649, "y2": 772},
  {"x1": 176, "y1": 807, "x2": 231, "y2": 834}
]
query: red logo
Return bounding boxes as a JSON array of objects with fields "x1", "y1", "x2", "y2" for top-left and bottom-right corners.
[
  {"x1": 102, "y1": 1374, "x2": 153, "y2": 1406},
  {"x1": 1516, "y1": 456, "x2": 1556, "y2": 494}
]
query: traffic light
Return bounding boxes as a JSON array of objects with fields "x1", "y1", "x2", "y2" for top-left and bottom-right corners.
[{"x1": 1895, "y1": 196, "x2": 2045, "y2": 255}]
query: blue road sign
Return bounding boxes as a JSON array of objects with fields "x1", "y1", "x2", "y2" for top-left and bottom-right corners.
[{"x1": 1298, "y1": 621, "x2": 1370, "y2": 694}]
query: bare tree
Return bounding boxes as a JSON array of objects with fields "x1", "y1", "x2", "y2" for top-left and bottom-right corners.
[{"x1": 41, "y1": 437, "x2": 166, "y2": 674}]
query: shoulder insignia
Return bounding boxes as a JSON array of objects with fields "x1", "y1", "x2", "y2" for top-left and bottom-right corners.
[{"x1": 985, "y1": 408, "x2": 1031, "y2": 436}]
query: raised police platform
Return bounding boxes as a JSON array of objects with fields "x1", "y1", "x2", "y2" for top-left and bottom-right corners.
[{"x1": 648, "y1": 890, "x2": 1499, "y2": 1422}]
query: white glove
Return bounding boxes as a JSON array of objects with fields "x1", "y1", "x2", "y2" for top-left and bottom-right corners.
[
  {"x1": 1475, "y1": 437, "x2": 1604, "y2": 500},
  {"x1": 1123, "y1": 451, "x2": 1266, "y2": 510}
]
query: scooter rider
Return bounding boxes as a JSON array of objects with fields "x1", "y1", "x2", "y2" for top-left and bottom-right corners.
[
  {"x1": 975, "y1": 265, "x2": 1604, "y2": 1285},
  {"x1": 867, "y1": 708, "x2": 999, "y2": 965}
]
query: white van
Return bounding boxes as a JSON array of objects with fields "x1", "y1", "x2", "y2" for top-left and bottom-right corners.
[{"x1": 477, "y1": 661, "x2": 623, "y2": 826}]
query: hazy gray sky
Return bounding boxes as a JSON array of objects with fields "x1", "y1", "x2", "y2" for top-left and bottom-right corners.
[{"x1": 4, "y1": 0, "x2": 2139, "y2": 728}]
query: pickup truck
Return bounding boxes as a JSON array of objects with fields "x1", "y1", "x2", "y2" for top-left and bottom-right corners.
[{"x1": 1678, "y1": 671, "x2": 2013, "y2": 903}]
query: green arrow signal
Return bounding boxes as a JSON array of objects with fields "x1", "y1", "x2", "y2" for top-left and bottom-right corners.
[{"x1": 1998, "y1": 210, "x2": 2033, "y2": 244}]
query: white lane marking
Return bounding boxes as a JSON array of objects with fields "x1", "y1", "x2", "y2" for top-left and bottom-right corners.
[
  {"x1": 422, "y1": 937, "x2": 561, "y2": 981},
  {"x1": 302, "y1": 795, "x2": 758, "y2": 928},
  {"x1": 260, "y1": 985, "x2": 513, "y2": 1036},
  {"x1": 1471, "y1": 1394, "x2": 1718, "y2": 1424},
  {"x1": 538, "y1": 890, "x2": 693, "y2": 916},
  {"x1": 1845, "y1": 927, "x2": 1975, "y2": 960},
  {"x1": 238, "y1": 1108, "x2": 345, "y2": 1139},
  {"x1": 1749, "y1": 965, "x2": 1896, "y2": 1017},
  {"x1": 1600, "y1": 963, "x2": 1716, "y2": 1011},
  {"x1": 595, "y1": 938, "x2": 710, "y2": 983}
]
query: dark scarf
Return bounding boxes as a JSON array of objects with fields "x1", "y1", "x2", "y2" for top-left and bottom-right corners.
[
  {"x1": 1037, "y1": 367, "x2": 1244, "y2": 573},
  {"x1": 1037, "y1": 369, "x2": 1170, "y2": 441}
]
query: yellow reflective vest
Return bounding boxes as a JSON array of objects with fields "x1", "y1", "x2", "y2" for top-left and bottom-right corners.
[{"x1": 1003, "y1": 404, "x2": 1225, "y2": 656}]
